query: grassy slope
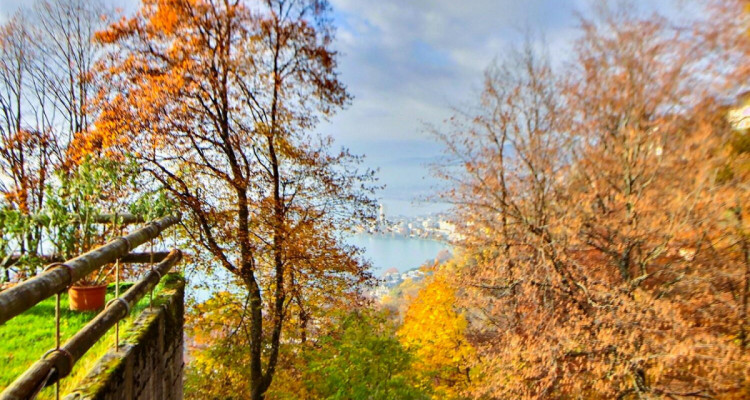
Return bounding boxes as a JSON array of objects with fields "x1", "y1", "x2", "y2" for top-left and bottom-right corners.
[{"x1": 0, "y1": 282, "x2": 159, "y2": 399}]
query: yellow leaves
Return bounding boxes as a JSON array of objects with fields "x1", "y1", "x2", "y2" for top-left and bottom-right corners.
[{"x1": 398, "y1": 273, "x2": 473, "y2": 399}]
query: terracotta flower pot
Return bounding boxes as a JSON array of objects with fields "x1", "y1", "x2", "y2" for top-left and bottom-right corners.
[{"x1": 68, "y1": 284, "x2": 108, "y2": 311}]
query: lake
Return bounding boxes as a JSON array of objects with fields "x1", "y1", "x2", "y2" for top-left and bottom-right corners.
[
  {"x1": 346, "y1": 233, "x2": 451, "y2": 276},
  {"x1": 188, "y1": 233, "x2": 450, "y2": 302}
]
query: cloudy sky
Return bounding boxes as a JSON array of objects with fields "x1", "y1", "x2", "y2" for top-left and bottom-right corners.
[
  {"x1": 322, "y1": 0, "x2": 589, "y2": 217},
  {"x1": 0, "y1": 0, "x2": 692, "y2": 217},
  {"x1": 319, "y1": 0, "x2": 696, "y2": 217}
]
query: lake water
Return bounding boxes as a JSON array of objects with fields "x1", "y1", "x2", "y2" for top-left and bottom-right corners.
[
  {"x1": 346, "y1": 233, "x2": 450, "y2": 276},
  {"x1": 188, "y1": 233, "x2": 450, "y2": 302}
]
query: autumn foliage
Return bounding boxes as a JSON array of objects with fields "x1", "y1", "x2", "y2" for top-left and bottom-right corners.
[
  {"x1": 428, "y1": 1, "x2": 750, "y2": 399},
  {"x1": 92, "y1": 0, "x2": 376, "y2": 399},
  {"x1": 3, "y1": 0, "x2": 750, "y2": 399},
  {"x1": 398, "y1": 269, "x2": 473, "y2": 398},
  {"x1": 0, "y1": 0, "x2": 133, "y2": 283}
]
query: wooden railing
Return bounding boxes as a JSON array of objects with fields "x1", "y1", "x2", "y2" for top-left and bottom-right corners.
[{"x1": 0, "y1": 215, "x2": 182, "y2": 400}]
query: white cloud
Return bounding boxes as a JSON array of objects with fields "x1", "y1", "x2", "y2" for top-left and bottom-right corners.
[
  {"x1": 320, "y1": 1, "x2": 592, "y2": 211},
  {"x1": 0, "y1": 0, "x2": 695, "y2": 216}
]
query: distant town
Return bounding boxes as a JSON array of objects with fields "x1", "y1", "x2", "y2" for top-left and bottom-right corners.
[
  {"x1": 351, "y1": 204, "x2": 459, "y2": 300},
  {"x1": 355, "y1": 203, "x2": 461, "y2": 242},
  {"x1": 368, "y1": 246, "x2": 452, "y2": 300}
]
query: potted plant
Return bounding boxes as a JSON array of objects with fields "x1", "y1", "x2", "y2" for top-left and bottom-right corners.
[
  {"x1": 43, "y1": 159, "x2": 129, "y2": 311},
  {"x1": 68, "y1": 266, "x2": 113, "y2": 311},
  {"x1": 41, "y1": 157, "x2": 172, "y2": 311}
]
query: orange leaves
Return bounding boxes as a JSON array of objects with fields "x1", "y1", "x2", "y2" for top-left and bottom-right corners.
[
  {"x1": 149, "y1": 0, "x2": 182, "y2": 34},
  {"x1": 94, "y1": 16, "x2": 137, "y2": 44},
  {"x1": 432, "y1": 2, "x2": 750, "y2": 399},
  {"x1": 2, "y1": 189, "x2": 29, "y2": 213},
  {"x1": 92, "y1": 1, "x2": 371, "y2": 398}
]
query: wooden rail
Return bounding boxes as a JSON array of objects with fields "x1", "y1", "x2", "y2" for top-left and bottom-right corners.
[
  {"x1": 29, "y1": 212, "x2": 147, "y2": 226},
  {"x1": 1, "y1": 252, "x2": 172, "y2": 268},
  {"x1": 0, "y1": 249, "x2": 183, "y2": 400},
  {"x1": 0, "y1": 215, "x2": 180, "y2": 325}
]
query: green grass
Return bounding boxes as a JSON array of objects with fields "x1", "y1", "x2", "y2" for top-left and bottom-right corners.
[{"x1": 0, "y1": 282, "x2": 160, "y2": 399}]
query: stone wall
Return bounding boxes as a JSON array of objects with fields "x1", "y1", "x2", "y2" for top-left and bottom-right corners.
[{"x1": 63, "y1": 274, "x2": 185, "y2": 400}]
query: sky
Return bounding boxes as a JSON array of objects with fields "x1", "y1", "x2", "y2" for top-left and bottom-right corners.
[
  {"x1": 0, "y1": 0, "x2": 694, "y2": 217},
  {"x1": 321, "y1": 0, "x2": 589, "y2": 217},
  {"x1": 318, "y1": 0, "x2": 694, "y2": 217}
]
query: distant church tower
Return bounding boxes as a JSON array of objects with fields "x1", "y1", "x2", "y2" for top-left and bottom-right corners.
[{"x1": 378, "y1": 203, "x2": 387, "y2": 229}]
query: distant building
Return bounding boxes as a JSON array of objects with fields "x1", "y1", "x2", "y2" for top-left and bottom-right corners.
[
  {"x1": 394, "y1": 221, "x2": 409, "y2": 236},
  {"x1": 377, "y1": 203, "x2": 387, "y2": 231}
]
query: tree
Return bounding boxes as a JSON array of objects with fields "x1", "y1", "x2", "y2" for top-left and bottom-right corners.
[
  {"x1": 94, "y1": 1, "x2": 376, "y2": 398},
  {"x1": 30, "y1": 0, "x2": 111, "y2": 153},
  {"x1": 398, "y1": 269, "x2": 473, "y2": 399},
  {"x1": 0, "y1": 0, "x2": 113, "y2": 282},
  {"x1": 301, "y1": 310, "x2": 428, "y2": 400},
  {"x1": 0, "y1": 13, "x2": 50, "y2": 262},
  {"x1": 434, "y1": 3, "x2": 750, "y2": 398}
]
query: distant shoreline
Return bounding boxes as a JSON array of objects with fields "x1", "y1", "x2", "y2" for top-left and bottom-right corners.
[{"x1": 351, "y1": 230, "x2": 453, "y2": 245}]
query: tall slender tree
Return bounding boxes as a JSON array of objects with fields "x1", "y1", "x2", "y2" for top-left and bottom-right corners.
[
  {"x1": 0, "y1": 14, "x2": 39, "y2": 214},
  {"x1": 94, "y1": 1, "x2": 376, "y2": 398},
  {"x1": 31, "y1": 0, "x2": 110, "y2": 152},
  {"x1": 0, "y1": 0, "x2": 112, "y2": 282}
]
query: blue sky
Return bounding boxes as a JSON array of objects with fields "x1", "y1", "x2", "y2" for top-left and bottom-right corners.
[
  {"x1": 320, "y1": 0, "x2": 588, "y2": 216},
  {"x1": 317, "y1": 0, "x2": 699, "y2": 217},
  {"x1": 0, "y1": 0, "x2": 693, "y2": 217}
]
